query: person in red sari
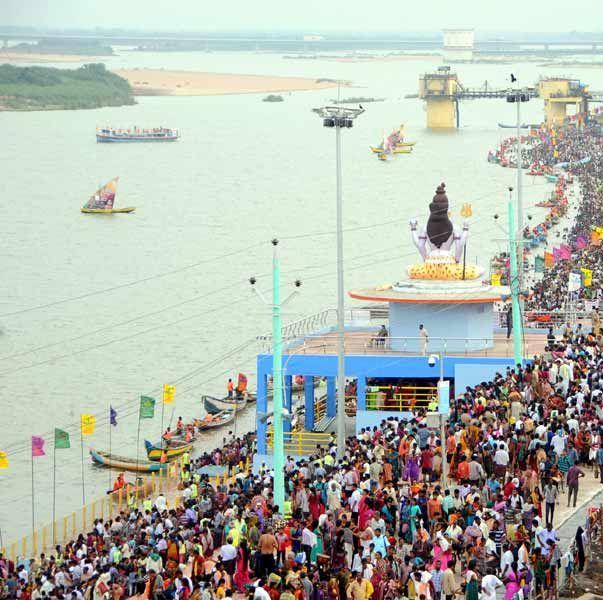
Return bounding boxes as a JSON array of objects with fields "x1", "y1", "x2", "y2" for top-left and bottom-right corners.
[
  {"x1": 233, "y1": 539, "x2": 252, "y2": 592},
  {"x1": 358, "y1": 493, "x2": 375, "y2": 530},
  {"x1": 309, "y1": 488, "x2": 325, "y2": 522}
]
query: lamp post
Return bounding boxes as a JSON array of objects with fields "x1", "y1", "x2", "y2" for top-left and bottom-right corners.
[
  {"x1": 429, "y1": 353, "x2": 448, "y2": 484},
  {"x1": 507, "y1": 202, "x2": 523, "y2": 367},
  {"x1": 312, "y1": 103, "x2": 364, "y2": 459},
  {"x1": 506, "y1": 87, "x2": 530, "y2": 287},
  {"x1": 250, "y1": 240, "x2": 301, "y2": 512}
]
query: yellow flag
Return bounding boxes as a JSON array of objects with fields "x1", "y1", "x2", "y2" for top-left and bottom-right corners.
[
  {"x1": 581, "y1": 268, "x2": 593, "y2": 287},
  {"x1": 596, "y1": 227, "x2": 603, "y2": 236},
  {"x1": 460, "y1": 203, "x2": 473, "y2": 218},
  {"x1": 163, "y1": 384, "x2": 175, "y2": 405},
  {"x1": 80, "y1": 414, "x2": 95, "y2": 436},
  {"x1": 0, "y1": 451, "x2": 8, "y2": 469},
  {"x1": 491, "y1": 273, "x2": 501, "y2": 286}
]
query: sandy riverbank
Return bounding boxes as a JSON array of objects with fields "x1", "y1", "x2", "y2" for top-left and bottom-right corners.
[
  {"x1": 113, "y1": 68, "x2": 343, "y2": 96},
  {"x1": 0, "y1": 52, "x2": 101, "y2": 64}
]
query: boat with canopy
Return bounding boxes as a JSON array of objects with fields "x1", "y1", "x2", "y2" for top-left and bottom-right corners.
[{"x1": 81, "y1": 177, "x2": 135, "y2": 214}]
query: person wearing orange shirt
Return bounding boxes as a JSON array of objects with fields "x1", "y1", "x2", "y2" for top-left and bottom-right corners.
[
  {"x1": 456, "y1": 456, "x2": 470, "y2": 484},
  {"x1": 112, "y1": 473, "x2": 125, "y2": 491},
  {"x1": 427, "y1": 492, "x2": 442, "y2": 523},
  {"x1": 446, "y1": 433, "x2": 456, "y2": 464}
]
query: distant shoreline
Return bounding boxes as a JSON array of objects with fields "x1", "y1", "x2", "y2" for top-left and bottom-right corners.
[
  {"x1": 114, "y1": 68, "x2": 344, "y2": 96},
  {"x1": 0, "y1": 52, "x2": 100, "y2": 64}
]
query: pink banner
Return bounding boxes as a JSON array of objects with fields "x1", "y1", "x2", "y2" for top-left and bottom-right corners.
[{"x1": 31, "y1": 435, "x2": 45, "y2": 457}]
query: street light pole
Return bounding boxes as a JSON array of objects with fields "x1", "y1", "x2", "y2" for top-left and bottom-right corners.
[
  {"x1": 506, "y1": 87, "x2": 530, "y2": 290},
  {"x1": 436, "y1": 353, "x2": 447, "y2": 484},
  {"x1": 516, "y1": 98, "x2": 523, "y2": 241},
  {"x1": 271, "y1": 241, "x2": 285, "y2": 512},
  {"x1": 250, "y1": 240, "x2": 301, "y2": 513},
  {"x1": 313, "y1": 103, "x2": 364, "y2": 459},
  {"x1": 508, "y1": 201, "x2": 523, "y2": 366}
]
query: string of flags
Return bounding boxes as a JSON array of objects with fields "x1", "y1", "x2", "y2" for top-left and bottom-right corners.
[{"x1": 0, "y1": 384, "x2": 178, "y2": 470}]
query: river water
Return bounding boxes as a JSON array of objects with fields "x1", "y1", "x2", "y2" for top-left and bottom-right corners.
[{"x1": 1, "y1": 50, "x2": 602, "y2": 541}]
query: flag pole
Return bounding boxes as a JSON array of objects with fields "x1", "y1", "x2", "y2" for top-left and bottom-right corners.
[
  {"x1": 52, "y1": 430, "x2": 57, "y2": 545},
  {"x1": 109, "y1": 407, "x2": 112, "y2": 492},
  {"x1": 80, "y1": 426, "x2": 86, "y2": 505},
  {"x1": 160, "y1": 397, "x2": 165, "y2": 449},
  {"x1": 135, "y1": 406, "x2": 141, "y2": 473},
  {"x1": 31, "y1": 446, "x2": 35, "y2": 539}
]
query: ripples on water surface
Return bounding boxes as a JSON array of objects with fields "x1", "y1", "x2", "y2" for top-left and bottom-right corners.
[{"x1": 1, "y1": 51, "x2": 602, "y2": 539}]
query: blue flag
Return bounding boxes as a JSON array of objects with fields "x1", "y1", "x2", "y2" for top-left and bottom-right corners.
[{"x1": 110, "y1": 406, "x2": 118, "y2": 426}]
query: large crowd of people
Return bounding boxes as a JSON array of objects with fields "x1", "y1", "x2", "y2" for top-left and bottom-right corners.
[{"x1": 2, "y1": 117, "x2": 603, "y2": 600}]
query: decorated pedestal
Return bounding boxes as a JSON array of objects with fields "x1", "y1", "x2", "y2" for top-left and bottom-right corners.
[{"x1": 350, "y1": 183, "x2": 507, "y2": 353}]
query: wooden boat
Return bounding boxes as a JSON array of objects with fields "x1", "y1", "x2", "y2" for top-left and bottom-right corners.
[
  {"x1": 144, "y1": 439, "x2": 192, "y2": 461},
  {"x1": 193, "y1": 409, "x2": 235, "y2": 431},
  {"x1": 369, "y1": 146, "x2": 384, "y2": 153},
  {"x1": 378, "y1": 153, "x2": 388, "y2": 161},
  {"x1": 90, "y1": 448, "x2": 166, "y2": 472},
  {"x1": 203, "y1": 394, "x2": 247, "y2": 414},
  {"x1": 396, "y1": 141, "x2": 416, "y2": 147},
  {"x1": 394, "y1": 148, "x2": 412, "y2": 154},
  {"x1": 81, "y1": 177, "x2": 135, "y2": 214}
]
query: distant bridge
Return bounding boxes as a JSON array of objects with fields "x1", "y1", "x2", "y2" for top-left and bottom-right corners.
[{"x1": 3, "y1": 30, "x2": 603, "y2": 54}]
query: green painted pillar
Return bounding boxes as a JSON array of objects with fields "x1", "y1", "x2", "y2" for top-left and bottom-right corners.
[
  {"x1": 508, "y1": 201, "x2": 523, "y2": 366},
  {"x1": 271, "y1": 241, "x2": 285, "y2": 512}
]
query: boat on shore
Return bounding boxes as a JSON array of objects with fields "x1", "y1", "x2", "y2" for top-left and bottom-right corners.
[
  {"x1": 203, "y1": 395, "x2": 247, "y2": 414},
  {"x1": 394, "y1": 148, "x2": 413, "y2": 154},
  {"x1": 498, "y1": 122, "x2": 531, "y2": 129},
  {"x1": 144, "y1": 439, "x2": 192, "y2": 461},
  {"x1": 81, "y1": 177, "x2": 135, "y2": 214},
  {"x1": 193, "y1": 409, "x2": 235, "y2": 431},
  {"x1": 90, "y1": 449, "x2": 166, "y2": 472},
  {"x1": 96, "y1": 127, "x2": 179, "y2": 143}
]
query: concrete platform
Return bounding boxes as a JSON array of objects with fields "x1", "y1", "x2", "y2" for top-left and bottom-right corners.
[{"x1": 286, "y1": 330, "x2": 545, "y2": 359}]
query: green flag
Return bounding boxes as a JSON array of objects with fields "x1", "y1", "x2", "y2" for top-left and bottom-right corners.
[
  {"x1": 140, "y1": 396, "x2": 156, "y2": 418},
  {"x1": 54, "y1": 428, "x2": 71, "y2": 449},
  {"x1": 534, "y1": 255, "x2": 545, "y2": 273}
]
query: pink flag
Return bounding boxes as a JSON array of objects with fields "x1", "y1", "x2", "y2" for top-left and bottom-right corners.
[
  {"x1": 576, "y1": 236, "x2": 587, "y2": 250},
  {"x1": 31, "y1": 435, "x2": 45, "y2": 457},
  {"x1": 559, "y1": 244, "x2": 571, "y2": 260},
  {"x1": 552, "y1": 247, "x2": 561, "y2": 263}
]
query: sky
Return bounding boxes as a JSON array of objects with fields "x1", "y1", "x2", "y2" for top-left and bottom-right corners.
[{"x1": 1, "y1": 0, "x2": 602, "y2": 33}]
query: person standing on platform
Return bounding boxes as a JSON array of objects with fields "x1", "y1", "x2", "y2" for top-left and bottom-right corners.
[
  {"x1": 596, "y1": 444, "x2": 603, "y2": 483},
  {"x1": 227, "y1": 378, "x2": 234, "y2": 398},
  {"x1": 567, "y1": 463, "x2": 585, "y2": 507},
  {"x1": 419, "y1": 323, "x2": 429, "y2": 355},
  {"x1": 543, "y1": 480, "x2": 558, "y2": 525}
]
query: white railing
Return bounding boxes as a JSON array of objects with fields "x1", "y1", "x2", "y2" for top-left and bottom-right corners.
[
  {"x1": 285, "y1": 334, "x2": 525, "y2": 358},
  {"x1": 257, "y1": 309, "x2": 337, "y2": 351},
  {"x1": 257, "y1": 308, "x2": 379, "y2": 351},
  {"x1": 493, "y1": 309, "x2": 598, "y2": 329}
]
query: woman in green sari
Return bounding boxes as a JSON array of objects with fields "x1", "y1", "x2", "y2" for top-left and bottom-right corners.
[{"x1": 310, "y1": 521, "x2": 324, "y2": 563}]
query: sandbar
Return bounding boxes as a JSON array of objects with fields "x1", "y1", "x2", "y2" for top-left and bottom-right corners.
[
  {"x1": 0, "y1": 52, "x2": 99, "y2": 64},
  {"x1": 113, "y1": 68, "x2": 342, "y2": 96}
]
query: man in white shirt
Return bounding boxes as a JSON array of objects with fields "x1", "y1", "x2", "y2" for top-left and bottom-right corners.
[
  {"x1": 500, "y1": 544, "x2": 514, "y2": 577},
  {"x1": 349, "y1": 484, "x2": 362, "y2": 522},
  {"x1": 493, "y1": 444, "x2": 509, "y2": 475},
  {"x1": 154, "y1": 493, "x2": 167, "y2": 513},
  {"x1": 254, "y1": 583, "x2": 272, "y2": 600},
  {"x1": 480, "y1": 570, "x2": 503, "y2": 600},
  {"x1": 551, "y1": 431, "x2": 566, "y2": 456}
]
